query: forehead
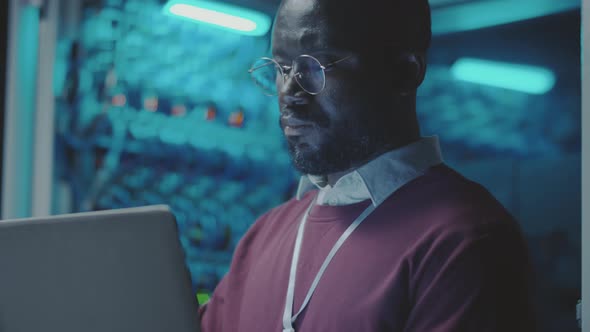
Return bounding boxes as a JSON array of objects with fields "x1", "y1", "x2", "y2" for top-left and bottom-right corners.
[{"x1": 271, "y1": 0, "x2": 340, "y2": 58}]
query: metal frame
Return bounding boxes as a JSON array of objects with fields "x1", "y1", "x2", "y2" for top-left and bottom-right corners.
[
  {"x1": 248, "y1": 55, "x2": 352, "y2": 96},
  {"x1": 1, "y1": 0, "x2": 36, "y2": 219},
  {"x1": 31, "y1": 0, "x2": 58, "y2": 217},
  {"x1": 582, "y1": 0, "x2": 589, "y2": 329},
  {"x1": 1, "y1": 0, "x2": 63, "y2": 218}
]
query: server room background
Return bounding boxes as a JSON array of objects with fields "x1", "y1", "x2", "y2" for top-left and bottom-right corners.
[{"x1": 0, "y1": 0, "x2": 582, "y2": 331}]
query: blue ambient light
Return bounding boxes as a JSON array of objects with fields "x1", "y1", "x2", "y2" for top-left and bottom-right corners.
[
  {"x1": 450, "y1": 58, "x2": 556, "y2": 95},
  {"x1": 432, "y1": 0, "x2": 579, "y2": 35},
  {"x1": 163, "y1": 0, "x2": 272, "y2": 36}
]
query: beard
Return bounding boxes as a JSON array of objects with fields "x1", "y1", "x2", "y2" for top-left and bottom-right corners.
[
  {"x1": 286, "y1": 126, "x2": 381, "y2": 176},
  {"x1": 281, "y1": 94, "x2": 395, "y2": 176}
]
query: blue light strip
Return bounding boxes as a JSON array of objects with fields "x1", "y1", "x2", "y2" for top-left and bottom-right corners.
[
  {"x1": 163, "y1": 0, "x2": 271, "y2": 36},
  {"x1": 432, "y1": 0, "x2": 579, "y2": 35},
  {"x1": 450, "y1": 58, "x2": 556, "y2": 95}
]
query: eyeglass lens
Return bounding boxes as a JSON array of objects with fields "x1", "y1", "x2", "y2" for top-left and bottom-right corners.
[
  {"x1": 293, "y1": 56, "x2": 325, "y2": 94},
  {"x1": 249, "y1": 56, "x2": 326, "y2": 96},
  {"x1": 250, "y1": 58, "x2": 280, "y2": 96}
]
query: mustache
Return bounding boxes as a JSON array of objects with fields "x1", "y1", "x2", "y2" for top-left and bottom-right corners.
[{"x1": 279, "y1": 107, "x2": 330, "y2": 129}]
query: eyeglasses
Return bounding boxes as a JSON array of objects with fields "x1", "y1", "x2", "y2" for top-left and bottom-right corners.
[{"x1": 248, "y1": 54, "x2": 352, "y2": 96}]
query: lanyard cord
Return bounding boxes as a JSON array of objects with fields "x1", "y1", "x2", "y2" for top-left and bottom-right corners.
[{"x1": 282, "y1": 196, "x2": 377, "y2": 331}]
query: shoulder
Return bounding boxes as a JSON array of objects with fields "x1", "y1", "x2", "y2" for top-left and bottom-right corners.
[
  {"x1": 392, "y1": 163, "x2": 516, "y2": 231},
  {"x1": 402, "y1": 163, "x2": 530, "y2": 263},
  {"x1": 411, "y1": 163, "x2": 502, "y2": 207},
  {"x1": 377, "y1": 163, "x2": 527, "y2": 262}
]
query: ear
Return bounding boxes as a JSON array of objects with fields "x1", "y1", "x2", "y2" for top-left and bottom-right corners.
[{"x1": 393, "y1": 52, "x2": 427, "y2": 94}]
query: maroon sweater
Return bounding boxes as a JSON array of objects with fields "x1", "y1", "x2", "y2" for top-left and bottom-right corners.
[{"x1": 200, "y1": 164, "x2": 535, "y2": 331}]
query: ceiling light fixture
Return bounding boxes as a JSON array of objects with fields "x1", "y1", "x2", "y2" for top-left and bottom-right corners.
[
  {"x1": 163, "y1": 0, "x2": 271, "y2": 36},
  {"x1": 432, "y1": 0, "x2": 579, "y2": 35},
  {"x1": 450, "y1": 58, "x2": 556, "y2": 94}
]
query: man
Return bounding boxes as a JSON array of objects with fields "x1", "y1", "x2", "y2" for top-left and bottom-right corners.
[{"x1": 200, "y1": 0, "x2": 536, "y2": 330}]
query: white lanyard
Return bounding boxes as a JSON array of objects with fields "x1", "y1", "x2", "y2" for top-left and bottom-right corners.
[{"x1": 282, "y1": 196, "x2": 378, "y2": 332}]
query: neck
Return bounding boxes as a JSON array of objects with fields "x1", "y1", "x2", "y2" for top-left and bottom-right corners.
[
  {"x1": 325, "y1": 98, "x2": 421, "y2": 187},
  {"x1": 325, "y1": 134, "x2": 421, "y2": 187}
]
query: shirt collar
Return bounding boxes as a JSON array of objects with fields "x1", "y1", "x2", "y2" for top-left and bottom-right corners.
[{"x1": 296, "y1": 136, "x2": 444, "y2": 206}]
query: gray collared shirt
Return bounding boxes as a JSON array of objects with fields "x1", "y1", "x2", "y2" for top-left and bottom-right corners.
[{"x1": 296, "y1": 136, "x2": 444, "y2": 206}]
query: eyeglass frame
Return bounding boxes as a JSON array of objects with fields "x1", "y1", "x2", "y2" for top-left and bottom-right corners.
[{"x1": 248, "y1": 54, "x2": 353, "y2": 96}]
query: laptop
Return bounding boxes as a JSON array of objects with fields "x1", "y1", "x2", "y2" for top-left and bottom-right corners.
[{"x1": 0, "y1": 205, "x2": 201, "y2": 332}]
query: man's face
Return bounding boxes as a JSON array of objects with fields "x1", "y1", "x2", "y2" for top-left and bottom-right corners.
[{"x1": 272, "y1": 0, "x2": 393, "y2": 176}]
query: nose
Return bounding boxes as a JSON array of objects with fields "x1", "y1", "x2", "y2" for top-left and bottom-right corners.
[{"x1": 278, "y1": 72, "x2": 310, "y2": 107}]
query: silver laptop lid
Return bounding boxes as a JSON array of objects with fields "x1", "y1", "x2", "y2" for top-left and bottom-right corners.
[{"x1": 0, "y1": 205, "x2": 201, "y2": 332}]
